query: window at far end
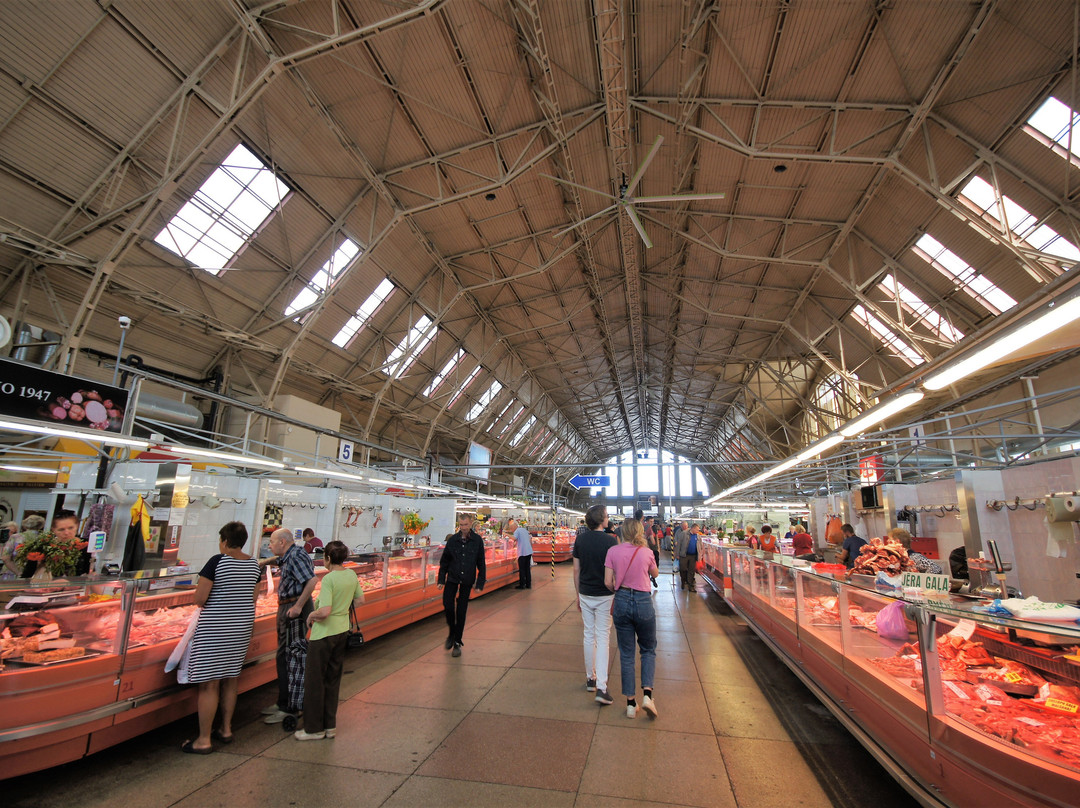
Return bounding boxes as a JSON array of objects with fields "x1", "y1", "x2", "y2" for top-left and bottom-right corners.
[{"x1": 153, "y1": 143, "x2": 289, "y2": 275}]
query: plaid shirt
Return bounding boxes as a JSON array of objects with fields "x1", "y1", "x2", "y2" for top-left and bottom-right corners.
[{"x1": 277, "y1": 543, "x2": 315, "y2": 600}]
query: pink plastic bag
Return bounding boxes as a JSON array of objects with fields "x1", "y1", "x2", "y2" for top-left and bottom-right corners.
[{"x1": 876, "y1": 600, "x2": 908, "y2": 640}]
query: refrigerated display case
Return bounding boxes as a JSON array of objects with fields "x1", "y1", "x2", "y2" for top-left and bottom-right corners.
[
  {"x1": 1, "y1": 539, "x2": 520, "y2": 778},
  {"x1": 700, "y1": 542, "x2": 1080, "y2": 807},
  {"x1": 531, "y1": 529, "x2": 573, "y2": 563}
]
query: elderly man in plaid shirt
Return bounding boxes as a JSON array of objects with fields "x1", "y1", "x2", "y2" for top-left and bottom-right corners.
[{"x1": 261, "y1": 528, "x2": 317, "y2": 723}]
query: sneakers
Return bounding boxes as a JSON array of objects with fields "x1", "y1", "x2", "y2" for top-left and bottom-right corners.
[
  {"x1": 642, "y1": 694, "x2": 658, "y2": 718},
  {"x1": 594, "y1": 689, "x2": 613, "y2": 705},
  {"x1": 263, "y1": 710, "x2": 293, "y2": 724},
  {"x1": 444, "y1": 635, "x2": 454, "y2": 650},
  {"x1": 626, "y1": 703, "x2": 637, "y2": 719},
  {"x1": 261, "y1": 704, "x2": 282, "y2": 715},
  {"x1": 451, "y1": 642, "x2": 462, "y2": 657},
  {"x1": 324, "y1": 728, "x2": 336, "y2": 739},
  {"x1": 293, "y1": 729, "x2": 325, "y2": 741},
  {"x1": 585, "y1": 678, "x2": 597, "y2": 692}
]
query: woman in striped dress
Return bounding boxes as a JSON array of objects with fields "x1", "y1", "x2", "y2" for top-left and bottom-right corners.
[{"x1": 180, "y1": 521, "x2": 263, "y2": 754}]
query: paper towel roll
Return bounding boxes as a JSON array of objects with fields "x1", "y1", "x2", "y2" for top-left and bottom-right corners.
[
  {"x1": 1064, "y1": 496, "x2": 1079, "y2": 513},
  {"x1": 1044, "y1": 496, "x2": 1080, "y2": 522}
]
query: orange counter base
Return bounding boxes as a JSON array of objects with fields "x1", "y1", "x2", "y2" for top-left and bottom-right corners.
[{"x1": 0, "y1": 558, "x2": 518, "y2": 779}]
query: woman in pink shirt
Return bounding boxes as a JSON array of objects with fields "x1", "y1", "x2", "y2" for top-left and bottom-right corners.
[{"x1": 604, "y1": 518, "x2": 659, "y2": 720}]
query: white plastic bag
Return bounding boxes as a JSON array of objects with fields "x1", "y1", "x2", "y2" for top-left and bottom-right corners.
[{"x1": 165, "y1": 606, "x2": 201, "y2": 674}]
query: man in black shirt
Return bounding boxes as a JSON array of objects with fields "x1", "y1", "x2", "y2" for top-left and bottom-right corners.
[
  {"x1": 573, "y1": 504, "x2": 617, "y2": 706},
  {"x1": 438, "y1": 513, "x2": 486, "y2": 657}
]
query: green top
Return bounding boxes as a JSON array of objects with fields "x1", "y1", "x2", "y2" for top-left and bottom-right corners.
[{"x1": 311, "y1": 569, "x2": 360, "y2": 641}]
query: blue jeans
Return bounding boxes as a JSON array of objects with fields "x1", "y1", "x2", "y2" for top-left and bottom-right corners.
[{"x1": 612, "y1": 588, "x2": 656, "y2": 698}]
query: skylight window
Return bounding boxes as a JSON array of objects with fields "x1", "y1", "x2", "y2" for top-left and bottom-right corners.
[
  {"x1": 285, "y1": 239, "x2": 361, "y2": 317},
  {"x1": 878, "y1": 274, "x2": 963, "y2": 343},
  {"x1": 912, "y1": 235, "x2": 1017, "y2": 315},
  {"x1": 850, "y1": 304, "x2": 924, "y2": 367},
  {"x1": 958, "y1": 176, "x2": 1080, "y2": 271},
  {"x1": 510, "y1": 415, "x2": 536, "y2": 448},
  {"x1": 386, "y1": 315, "x2": 436, "y2": 379},
  {"x1": 153, "y1": 143, "x2": 289, "y2": 274},
  {"x1": 447, "y1": 365, "x2": 482, "y2": 409},
  {"x1": 1026, "y1": 96, "x2": 1080, "y2": 162},
  {"x1": 332, "y1": 278, "x2": 395, "y2": 348},
  {"x1": 424, "y1": 349, "x2": 467, "y2": 397},
  {"x1": 486, "y1": 400, "x2": 515, "y2": 432},
  {"x1": 497, "y1": 405, "x2": 525, "y2": 438},
  {"x1": 466, "y1": 381, "x2": 503, "y2": 422}
]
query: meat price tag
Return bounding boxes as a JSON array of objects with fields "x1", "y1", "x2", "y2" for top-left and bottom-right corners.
[
  {"x1": 1016, "y1": 716, "x2": 1045, "y2": 727},
  {"x1": 944, "y1": 681, "x2": 970, "y2": 699},
  {"x1": 1004, "y1": 671, "x2": 1023, "y2": 683},
  {"x1": 1043, "y1": 698, "x2": 1078, "y2": 715},
  {"x1": 947, "y1": 619, "x2": 976, "y2": 641}
]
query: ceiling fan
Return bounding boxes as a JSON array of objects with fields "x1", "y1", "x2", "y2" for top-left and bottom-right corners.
[{"x1": 542, "y1": 135, "x2": 726, "y2": 249}]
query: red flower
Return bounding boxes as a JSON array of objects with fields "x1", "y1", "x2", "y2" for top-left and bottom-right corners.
[
  {"x1": 75, "y1": 541, "x2": 88, "y2": 550},
  {"x1": 26, "y1": 552, "x2": 45, "y2": 562}
]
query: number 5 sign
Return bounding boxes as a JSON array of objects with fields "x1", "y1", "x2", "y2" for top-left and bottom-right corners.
[{"x1": 338, "y1": 440, "x2": 354, "y2": 464}]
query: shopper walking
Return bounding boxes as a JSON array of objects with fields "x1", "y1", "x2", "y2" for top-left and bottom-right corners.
[
  {"x1": 179, "y1": 521, "x2": 263, "y2": 753},
  {"x1": 677, "y1": 523, "x2": 701, "y2": 590},
  {"x1": 438, "y1": 512, "x2": 486, "y2": 657},
  {"x1": 295, "y1": 541, "x2": 362, "y2": 741},
  {"x1": 605, "y1": 518, "x2": 659, "y2": 719},
  {"x1": 509, "y1": 518, "x2": 533, "y2": 589},
  {"x1": 643, "y1": 515, "x2": 659, "y2": 589},
  {"x1": 573, "y1": 504, "x2": 617, "y2": 705},
  {"x1": 262, "y1": 527, "x2": 317, "y2": 724}
]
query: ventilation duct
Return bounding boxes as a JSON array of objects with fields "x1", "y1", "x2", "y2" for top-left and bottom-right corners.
[
  {"x1": 12, "y1": 323, "x2": 59, "y2": 366},
  {"x1": 137, "y1": 393, "x2": 203, "y2": 429}
]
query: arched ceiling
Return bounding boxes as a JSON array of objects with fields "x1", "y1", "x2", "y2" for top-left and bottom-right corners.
[{"x1": 2, "y1": 0, "x2": 1080, "y2": 497}]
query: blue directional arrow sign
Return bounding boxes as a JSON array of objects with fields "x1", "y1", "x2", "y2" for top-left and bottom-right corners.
[{"x1": 568, "y1": 474, "x2": 610, "y2": 490}]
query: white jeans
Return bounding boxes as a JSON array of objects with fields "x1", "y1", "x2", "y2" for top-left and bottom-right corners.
[{"x1": 579, "y1": 593, "x2": 614, "y2": 690}]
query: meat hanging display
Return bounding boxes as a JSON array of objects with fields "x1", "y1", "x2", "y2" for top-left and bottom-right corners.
[{"x1": 848, "y1": 537, "x2": 917, "y2": 577}]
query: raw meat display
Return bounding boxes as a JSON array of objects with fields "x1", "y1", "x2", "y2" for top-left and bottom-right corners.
[{"x1": 849, "y1": 537, "x2": 916, "y2": 577}]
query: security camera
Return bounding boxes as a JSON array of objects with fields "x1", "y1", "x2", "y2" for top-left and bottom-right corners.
[{"x1": 118, "y1": 315, "x2": 132, "y2": 330}]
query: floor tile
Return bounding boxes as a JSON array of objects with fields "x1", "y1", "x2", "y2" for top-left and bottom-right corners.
[
  {"x1": 539, "y1": 623, "x2": 592, "y2": 645},
  {"x1": 170, "y1": 757, "x2": 405, "y2": 808},
  {"x1": 578, "y1": 725, "x2": 737, "y2": 808},
  {"x1": 475, "y1": 667, "x2": 607, "y2": 723},
  {"x1": 357, "y1": 659, "x2": 507, "y2": 710},
  {"x1": 417, "y1": 712, "x2": 594, "y2": 792},
  {"x1": 414, "y1": 637, "x2": 531, "y2": 667},
  {"x1": 465, "y1": 618, "x2": 551, "y2": 643},
  {"x1": 384, "y1": 775, "x2": 576, "y2": 807},
  {"x1": 705, "y1": 684, "x2": 793, "y2": 741},
  {"x1": 717, "y1": 737, "x2": 836, "y2": 808},
  {"x1": 693, "y1": 651, "x2": 751, "y2": 684},
  {"x1": 516, "y1": 640, "x2": 597, "y2": 672},
  {"x1": 599, "y1": 676, "x2": 714, "y2": 735}
]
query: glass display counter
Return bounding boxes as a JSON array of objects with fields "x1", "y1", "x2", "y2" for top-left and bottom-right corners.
[{"x1": 708, "y1": 545, "x2": 1080, "y2": 807}]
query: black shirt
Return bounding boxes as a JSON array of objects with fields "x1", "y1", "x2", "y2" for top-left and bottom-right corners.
[
  {"x1": 438, "y1": 530, "x2": 486, "y2": 588},
  {"x1": 574, "y1": 529, "x2": 616, "y2": 597}
]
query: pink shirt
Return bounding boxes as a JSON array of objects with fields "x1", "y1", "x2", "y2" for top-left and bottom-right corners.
[{"x1": 605, "y1": 543, "x2": 655, "y2": 592}]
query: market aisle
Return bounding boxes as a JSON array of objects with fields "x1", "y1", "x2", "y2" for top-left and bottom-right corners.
[{"x1": 6, "y1": 569, "x2": 913, "y2": 808}]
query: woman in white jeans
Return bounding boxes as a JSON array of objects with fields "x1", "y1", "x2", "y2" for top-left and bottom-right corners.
[{"x1": 572, "y1": 504, "x2": 618, "y2": 705}]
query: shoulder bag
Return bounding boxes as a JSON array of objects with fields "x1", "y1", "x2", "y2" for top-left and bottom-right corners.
[{"x1": 347, "y1": 603, "x2": 365, "y2": 649}]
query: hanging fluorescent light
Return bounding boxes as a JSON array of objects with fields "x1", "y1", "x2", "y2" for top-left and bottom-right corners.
[
  {"x1": 0, "y1": 418, "x2": 150, "y2": 449},
  {"x1": 708, "y1": 501, "x2": 809, "y2": 510},
  {"x1": 796, "y1": 433, "x2": 844, "y2": 461},
  {"x1": 923, "y1": 292, "x2": 1080, "y2": 390},
  {"x1": 294, "y1": 465, "x2": 367, "y2": 483},
  {"x1": 0, "y1": 464, "x2": 58, "y2": 475},
  {"x1": 164, "y1": 444, "x2": 285, "y2": 470},
  {"x1": 839, "y1": 391, "x2": 925, "y2": 437}
]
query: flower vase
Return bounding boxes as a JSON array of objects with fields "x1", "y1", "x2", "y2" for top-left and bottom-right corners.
[{"x1": 30, "y1": 565, "x2": 54, "y2": 584}]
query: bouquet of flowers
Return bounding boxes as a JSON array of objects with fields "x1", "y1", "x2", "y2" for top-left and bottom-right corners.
[
  {"x1": 401, "y1": 512, "x2": 431, "y2": 534},
  {"x1": 15, "y1": 531, "x2": 87, "y2": 576}
]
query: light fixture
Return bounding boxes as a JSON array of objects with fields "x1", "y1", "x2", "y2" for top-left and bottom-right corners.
[
  {"x1": 163, "y1": 444, "x2": 285, "y2": 470},
  {"x1": 839, "y1": 391, "x2": 925, "y2": 437},
  {"x1": 0, "y1": 464, "x2": 58, "y2": 475},
  {"x1": 795, "y1": 433, "x2": 844, "y2": 461},
  {"x1": 0, "y1": 418, "x2": 149, "y2": 450},
  {"x1": 294, "y1": 465, "x2": 367, "y2": 483},
  {"x1": 707, "y1": 501, "x2": 808, "y2": 509},
  {"x1": 923, "y1": 293, "x2": 1080, "y2": 390}
]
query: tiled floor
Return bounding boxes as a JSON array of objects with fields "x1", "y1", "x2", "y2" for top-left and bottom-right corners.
[{"x1": 6, "y1": 569, "x2": 915, "y2": 808}]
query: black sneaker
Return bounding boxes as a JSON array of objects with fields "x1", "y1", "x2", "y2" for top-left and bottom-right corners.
[
  {"x1": 585, "y1": 678, "x2": 597, "y2": 692},
  {"x1": 594, "y1": 689, "x2": 614, "y2": 705},
  {"x1": 445, "y1": 635, "x2": 454, "y2": 650},
  {"x1": 451, "y1": 642, "x2": 462, "y2": 658}
]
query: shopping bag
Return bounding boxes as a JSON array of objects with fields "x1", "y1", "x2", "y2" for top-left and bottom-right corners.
[
  {"x1": 875, "y1": 599, "x2": 909, "y2": 640},
  {"x1": 166, "y1": 606, "x2": 201, "y2": 673},
  {"x1": 347, "y1": 604, "x2": 365, "y2": 649}
]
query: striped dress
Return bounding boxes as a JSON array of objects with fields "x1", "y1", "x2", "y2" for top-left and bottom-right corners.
[{"x1": 180, "y1": 554, "x2": 262, "y2": 683}]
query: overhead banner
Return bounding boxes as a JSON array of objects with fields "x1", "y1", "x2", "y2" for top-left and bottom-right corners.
[{"x1": 0, "y1": 357, "x2": 130, "y2": 433}]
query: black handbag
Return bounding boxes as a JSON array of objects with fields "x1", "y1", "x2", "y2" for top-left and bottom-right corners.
[{"x1": 347, "y1": 604, "x2": 365, "y2": 649}]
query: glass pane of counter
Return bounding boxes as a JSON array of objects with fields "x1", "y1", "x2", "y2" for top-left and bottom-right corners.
[
  {"x1": 344, "y1": 553, "x2": 388, "y2": 601},
  {"x1": 796, "y1": 571, "x2": 844, "y2": 653},
  {"x1": 387, "y1": 552, "x2": 424, "y2": 593},
  {"x1": 770, "y1": 564, "x2": 797, "y2": 619}
]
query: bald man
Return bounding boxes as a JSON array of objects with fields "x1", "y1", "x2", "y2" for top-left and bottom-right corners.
[{"x1": 262, "y1": 528, "x2": 317, "y2": 723}]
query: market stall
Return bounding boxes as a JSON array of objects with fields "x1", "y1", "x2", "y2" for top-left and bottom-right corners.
[
  {"x1": 701, "y1": 541, "x2": 1080, "y2": 808},
  {"x1": 530, "y1": 528, "x2": 574, "y2": 563}
]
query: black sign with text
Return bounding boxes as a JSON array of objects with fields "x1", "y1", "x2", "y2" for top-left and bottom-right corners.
[{"x1": 0, "y1": 357, "x2": 130, "y2": 433}]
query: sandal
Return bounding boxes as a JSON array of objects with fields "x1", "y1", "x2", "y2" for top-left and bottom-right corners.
[
  {"x1": 181, "y1": 739, "x2": 213, "y2": 755},
  {"x1": 211, "y1": 729, "x2": 234, "y2": 744}
]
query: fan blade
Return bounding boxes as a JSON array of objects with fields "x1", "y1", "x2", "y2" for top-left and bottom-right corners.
[
  {"x1": 539, "y1": 173, "x2": 620, "y2": 203},
  {"x1": 552, "y1": 205, "x2": 618, "y2": 241},
  {"x1": 624, "y1": 135, "x2": 664, "y2": 198},
  {"x1": 623, "y1": 203, "x2": 653, "y2": 250},
  {"x1": 631, "y1": 192, "x2": 726, "y2": 204}
]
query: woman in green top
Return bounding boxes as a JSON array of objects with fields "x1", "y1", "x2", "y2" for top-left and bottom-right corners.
[{"x1": 295, "y1": 540, "x2": 362, "y2": 741}]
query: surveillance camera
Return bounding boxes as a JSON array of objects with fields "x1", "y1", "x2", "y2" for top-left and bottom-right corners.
[{"x1": 118, "y1": 315, "x2": 132, "y2": 330}]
